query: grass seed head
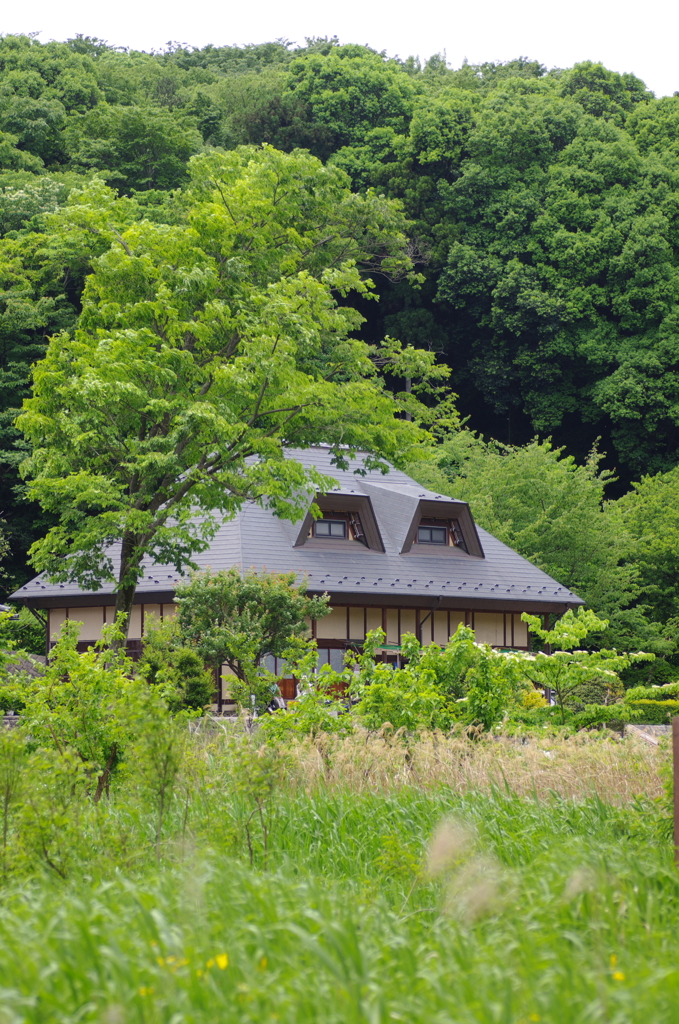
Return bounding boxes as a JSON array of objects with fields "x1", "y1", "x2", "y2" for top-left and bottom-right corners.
[
  {"x1": 444, "y1": 855, "x2": 504, "y2": 923},
  {"x1": 426, "y1": 817, "x2": 474, "y2": 878}
]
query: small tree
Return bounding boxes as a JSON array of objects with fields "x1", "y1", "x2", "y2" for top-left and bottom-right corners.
[
  {"x1": 20, "y1": 618, "x2": 177, "y2": 801},
  {"x1": 519, "y1": 608, "x2": 654, "y2": 723},
  {"x1": 140, "y1": 616, "x2": 215, "y2": 712},
  {"x1": 176, "y1": 567, "x2": 331, "y2": 712}
]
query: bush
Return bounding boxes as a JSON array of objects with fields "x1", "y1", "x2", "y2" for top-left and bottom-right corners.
[
  {"x1": 140, "y1": 618, "x2": 214, "y2": 712},
  {"x1": 626, "y1": 699, "x2": 679, "y2": 724},
  {"x1": 509, "y1": 704, "x2": 576, "y2": 727},
  {"x1": 0, "y1": 607, "x2": 45, "y2": 656},
  {"x1": 627, "y1": 699, "x2": 679, "y2": 724},
  {"x1": 565, "y1": 679, "x2": 620, "y2": 711},
  {"x1": 623, "y1": 658, "x2": 679, "y2": 688}
]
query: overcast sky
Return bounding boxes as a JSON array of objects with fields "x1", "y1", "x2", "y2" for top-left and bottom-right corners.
[{"x1": 5, "y1": 0, "x2": 678, "y2": 98}]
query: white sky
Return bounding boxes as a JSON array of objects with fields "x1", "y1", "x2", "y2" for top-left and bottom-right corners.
[{"x1": 5, "y1": 0, "x2": 678, "y2": 98}]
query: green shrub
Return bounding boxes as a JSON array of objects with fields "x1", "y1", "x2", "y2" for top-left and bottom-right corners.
[
  {"x1": 508, "y1": 704, "x2": 576, "y2": 727},
  {"x1": 565, "y1": 679, "x2": 619, "y2": 711},
  {"x1": 626, "y1": 699, "x2": 679, "y2": 724},
  {"x1": 0, "y1": 607, "x2": 45, "y2": 656},
  {"x1": 623, "y1": 659, "x2": 679, "y2": 688},
  {"x1": 140, "y1": 619, "x2": 214, "y2": 712}
]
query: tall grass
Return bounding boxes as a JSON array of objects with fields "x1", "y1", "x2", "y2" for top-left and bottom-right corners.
[
  {"x1": 0, "y1": 730, "x2": 674, "y2": 1023},
  {"x1": 264, "y1": 727, "x2": 665, "y2": 802}
]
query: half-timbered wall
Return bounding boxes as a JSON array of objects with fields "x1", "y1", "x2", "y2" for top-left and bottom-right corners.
[
  {"x1": 48, "y1": 603, "x2": 177, "y2": 643},
  {"x1": 49, "y1": 601, "x2": 528, "y2": 650},
  {"x1": 313, "y1": 606, "x2": 528, "y2": 649}
]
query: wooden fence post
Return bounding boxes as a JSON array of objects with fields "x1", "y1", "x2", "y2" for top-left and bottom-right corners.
[{"x1": 673, "y1": 717, "x2": 679, "y2": 865}]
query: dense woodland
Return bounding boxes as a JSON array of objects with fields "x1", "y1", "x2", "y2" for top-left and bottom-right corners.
[{"x1": 2, "y1": 33, "x2": 679, "y2": 672}]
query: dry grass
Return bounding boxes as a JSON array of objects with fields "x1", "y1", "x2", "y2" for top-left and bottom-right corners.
[{"x1": 274, "y1": 728, "x2": 666, "y2": 803}]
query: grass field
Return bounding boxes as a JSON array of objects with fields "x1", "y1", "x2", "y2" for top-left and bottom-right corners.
[{"x1": 0, "y1": 730, "x2": 676, "y2": 1023}]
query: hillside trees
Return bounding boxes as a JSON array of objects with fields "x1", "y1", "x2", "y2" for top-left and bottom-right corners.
[
  {"x1": 433, "y1": 85, "x2": 679, "y2": 476},
  {"x1": 17, "y1": 147, "x2": 443, "y2": 637},
  {"x1": 325, "y1": 66, "x2": 679, "y2": 476}
]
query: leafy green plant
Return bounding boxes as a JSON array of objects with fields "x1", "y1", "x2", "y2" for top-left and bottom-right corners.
[
  {"x1": 518, "y1": 609, "x2": 654, "y2": 724},
  {"x1": 0, "y1": 729, "x2": 23, "y2": 878},
  {"x1": 625, "y1": 699, "x2": 679, "y2": 724},
  {"x1": 0, "y1": 606, "x2": 45, "y2": 656},
  {"x1": 140, "y1": 616, "x2": 214, "y2": 712},
  {"x1": 226, "y1": 737, "x2": 286, "y2": 867}
]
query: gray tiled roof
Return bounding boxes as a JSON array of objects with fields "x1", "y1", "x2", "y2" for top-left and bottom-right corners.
[{"x1": 10, "y1": 447, "x2": 584, "y2": 610}]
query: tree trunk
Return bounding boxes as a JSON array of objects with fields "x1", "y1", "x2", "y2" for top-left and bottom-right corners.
[{"x1": 111, "y1": 533, "x2": 141, "y2": 650}]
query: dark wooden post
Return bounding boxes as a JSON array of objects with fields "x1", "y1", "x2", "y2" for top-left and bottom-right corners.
[{"x1": 673, "y1": 717, "x2": 679, "y2": 865}]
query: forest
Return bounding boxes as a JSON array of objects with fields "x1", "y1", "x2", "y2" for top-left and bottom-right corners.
[{"x1": 2, "y1": 33, "x2": 679, "y2": 671}]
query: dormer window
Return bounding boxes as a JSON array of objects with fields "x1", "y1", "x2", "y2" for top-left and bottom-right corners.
[
  {"x1": 310, "y1": 511, "x2": 367, "y2": 545},
  {"x1": 294, "y1": 493, "x2": 384, "y2": 551},
  {"x1": 416, "y1": 517, "x2": 468, "y2": 552},
  {"x1": 418, "y1": 524, "x2": 447, "y2": 544},
  {"x1": 314, "y1": 518, "x2": 347, "y2": 539}
]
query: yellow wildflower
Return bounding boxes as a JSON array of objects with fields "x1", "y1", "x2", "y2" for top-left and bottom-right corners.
[
  {"x1": 139, "y1": 986, "x2": 155, "y2": 997},
  {"x1": 259, "y1": 956, "x2": 268, "y2": 970},
  {"x1": 613, "y1": 971, "x2": 625, "y2": 982},
  {"x1": 610, "y1": 954, "x2": 618, "y2": 968},
  {"x1": 207, "y1": 953, "x2": 229, "y2": 970}
]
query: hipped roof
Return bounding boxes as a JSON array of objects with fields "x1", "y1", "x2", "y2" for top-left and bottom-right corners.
[{"x1": 11, "y1": 446, "x2": 584, "y2": 613}]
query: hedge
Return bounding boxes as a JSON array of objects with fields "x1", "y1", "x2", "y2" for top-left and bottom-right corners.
[{"x1": 626, "y1": 699, "x2": 679, "y2": 724}]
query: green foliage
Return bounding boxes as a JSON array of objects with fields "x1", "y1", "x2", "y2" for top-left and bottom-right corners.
[
  {"x1": 625, "y1": 699, "x2": 679, "y2": 724},
  {"x1": 624, "y1": 681, "x2": 679, "y2": 723},
  {"x1": 611, "y1": 466, "x2": 679, "y2": 623},
  {"x1": 0, "y1": 773, "x2": 676, "y2": 1019},
  {"x1": 0, "y1": 728, "x2": 23, "y2": 877},
  {"x1": 140, "y1": 617, "x2": 214, "y2": 712},
  {"x1": 225, "y1": 736, "x2": 286, "y2": 865},
  {"x1": 625, "y1": 681, "x2": 679, "y2": 702},
  {"x1": 519, "y1": 608, "x2": 653, "y2": 723},
  {"x1": 259, "y1": 639, "x2": 354, "y2": 739},
  {"x1": 286, "y1": 44, "x2": 417, "y2": 160},
  {"x1": 177, "y1": 568, "x2": 329, "y2": 680},
  {"x1": 348, "y1": 627, "x2": 528, "y2": 733},
  {"x1": 0, "y1": 605, "x2": 44, "y2": 655},
  {"x1": 416, "y1": 435, "x2": 633, "y2": 611},
  {"x1": 571, "y1": 703, "x2": 638, "y2": 728},
  {"x1": 20, "y1": 618, "x2": 178, "y2": 801},
  {"x1": 410, "y1": 432, "x2": 679, "y2": 661},
  {"x1": 65, "y1": 104, "x2": 202, "y2": 192}
]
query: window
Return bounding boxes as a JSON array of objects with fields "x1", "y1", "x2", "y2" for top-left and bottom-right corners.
[
  {"x1": 313, "y1": 519, "x2": 346, "y2": 538},
  {"x1": 416, "y1": 517, "x2": 468, "y2": 551},
  {"x1": 418, "y1": 525, "x2": 447, "y2": 544},
  {"x1": 310, "y1": 510, "x2": 367, "y2": 543}
]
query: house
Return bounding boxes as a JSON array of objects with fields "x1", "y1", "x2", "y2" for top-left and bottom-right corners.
[{"x1": 10, "y1": 446, "x2": 584, "y2": 704}]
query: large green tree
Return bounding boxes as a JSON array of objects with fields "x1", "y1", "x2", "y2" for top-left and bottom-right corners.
[{"x1": 18, "y1": 146, "x2": 443, "y2": 637}]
